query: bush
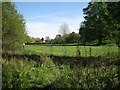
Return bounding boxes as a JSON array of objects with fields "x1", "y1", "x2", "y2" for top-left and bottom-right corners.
[{"x1": 1, "y1": 58, "x2": 61, "y2": 89}]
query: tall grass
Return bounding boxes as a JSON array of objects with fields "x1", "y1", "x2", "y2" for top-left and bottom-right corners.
[
  {"x1": 50, "y1": 52, "x2": 120, "y2": 89},
  {"x1": 1, "y1": 58, "x2": 61, "y2": 89},
  {"x1": 2, "y1": 51, "x2": 119, "y2": 89},
  {"x1": 2, "y1": 45, "x2": 120, "y2": 89},
  {"x1": 51, "y1": 65, "x2": 119, "y2": 89}
]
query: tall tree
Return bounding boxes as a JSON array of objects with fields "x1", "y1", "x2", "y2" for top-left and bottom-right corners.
[
  {"x1": 79, "y1": 2, "x2": 109, "y2": 45},
  {"x1": 41, "y1": 37, "x2": 44, "y2": 43},
  {"x1": 0, "y1": 2, "x2": 2, "y2": 57},
  {"x1": 53, "y1": 34, "x2": 64, "y2": 44},
  {"x1": 66, "y1": 32, "x2": 81, "y2": 43},
  {"x1": 2, "y1": 2, "x2": 29, "y2": 52},
  {"x1": 59, "y1": 23, "x2": 70, "y2": 36},
  {"x1": 106, "y1": 2, "x2": 120, "y2": 47},
  {"x1": 45, "y1": 36, "x2": 50, "y2": 43}
]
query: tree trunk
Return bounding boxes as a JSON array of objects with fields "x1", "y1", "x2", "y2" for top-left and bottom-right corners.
[
  {"x1": 118, "y1": 29, "x2": 120, "y2": 48},
  {"x1": 97, "y1": 35, "x2": 103, "y2": 45}
]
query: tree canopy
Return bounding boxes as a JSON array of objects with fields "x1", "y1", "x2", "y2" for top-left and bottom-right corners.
[
  {"x1": 2, "y1": 2, "x2": 30, "y2": 52},
  {"x1": 53, "y1": 32, "x2": 80, "y2": 44},
  {"x1": 79, "y1": 2, "x2": 120, "y2": 46}
]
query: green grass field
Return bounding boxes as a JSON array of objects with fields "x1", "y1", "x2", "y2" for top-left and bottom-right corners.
[{"x1": 24, "y1": 44, "x2": 118, "y2": 57}]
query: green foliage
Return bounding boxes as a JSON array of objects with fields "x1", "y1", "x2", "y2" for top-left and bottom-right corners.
[
  {"x1": 1, "y1": 47, "x2": 119, "y2": 89},
  {"x1": 51, "y1": 65, "x2": 119, "y2": 89},
  {"x1": 79, "y1": 2, "x2": 109, "y2": 45},
  {"x1": 1, "y1": 2, "x2": 120, "y2": 89},
  {"x1": 79, "y1": 2, "x2": 120, "y2": 45},
  {"x1": 2, "y1": 58, "x2": 61, "y2": 88},
  {"x1": 53, "y1": 32, "x2": 81, "y2": 44},
  {"x1": 2, "y1": 2, "x2": 30, "y2": 52},
  {"x1": 53, "y1": 34, "x2": 64, "y2": 44},
  {"x1": 49, "y1": 52, "x2": 120, "y2": 89},
  {"x1": 65, "y1": 32, "x2": 81, "y2": 43},
  {"x1": 106, "y1": 2, "x2": 120, "y2": 47}
]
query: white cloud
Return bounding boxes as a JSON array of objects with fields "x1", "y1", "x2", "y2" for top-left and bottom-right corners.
[
  {"x1": 26, "y1": 10, "x2": 82, "y2": 20},
  {"x1": 26, "y1": 22, "x2": 60, "y2": 39},
  {"x1": 26, "y1": 16, "x2": 84, "y2": 39}
]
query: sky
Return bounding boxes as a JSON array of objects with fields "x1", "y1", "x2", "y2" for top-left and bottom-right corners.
[{"x1": 15, "y1": 2, "x2": 89, "y2": 39}]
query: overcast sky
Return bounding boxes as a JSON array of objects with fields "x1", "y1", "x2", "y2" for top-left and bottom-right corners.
[{"x1": 15, "y1": 2, "x2": 89, "y2": 39}]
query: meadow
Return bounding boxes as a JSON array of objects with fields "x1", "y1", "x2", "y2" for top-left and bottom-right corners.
[{"x1": 24, "y1": 44, "x2": 118, "y2": 57}]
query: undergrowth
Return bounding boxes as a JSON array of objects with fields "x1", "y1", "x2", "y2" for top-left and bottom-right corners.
[{"x1": 1, "y1": 48, "x2": 120, "y2": 89}]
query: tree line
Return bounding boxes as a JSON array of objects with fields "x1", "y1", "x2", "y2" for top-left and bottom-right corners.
[
  {"x1": 51, "y1": 32, "x2": 80, "y2": 44},
  {"x1": 31, "y1": 23, "x2": 80, "y2": 44},
  {"x1": 28, "y1": 32, "x2": 80, "y2": 44}
]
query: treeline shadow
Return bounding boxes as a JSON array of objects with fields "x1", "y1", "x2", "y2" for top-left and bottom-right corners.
[
  {"x1": 49, "y1": 55, "x2": 120, "y2": 67},
  {"x1": 25, "y1": 43, "x2": 102, "y2": 46},
  {"x1": 2, "y1": 53, "x2": 42, "y2": 62},
  {"x1": 49, "y1": 55, "x2": 103, "y2": 67},
  {"x1": 2, "y1": 53, "x2": 119, "y2": 67}
]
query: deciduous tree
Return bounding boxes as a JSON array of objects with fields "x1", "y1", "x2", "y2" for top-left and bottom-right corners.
[
  {"x1": 2, "y1": 2, "x2": 30, "y2": 52},
  {"x1": 59, "y1": 23, "x2": 70, "y2": 36},
  {"x1": 79, "y1": 2, "x2": 110, "y2": 45}
]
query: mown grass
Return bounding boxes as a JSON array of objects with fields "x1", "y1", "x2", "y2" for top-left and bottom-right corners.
[{"x1": 24, "y1": 44, "x2": 118, "y2": 57}]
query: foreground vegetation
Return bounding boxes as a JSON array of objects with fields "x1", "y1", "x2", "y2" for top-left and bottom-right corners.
[{"x1": 1, "y1": 47, "x2": 120, "y2": 89}]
